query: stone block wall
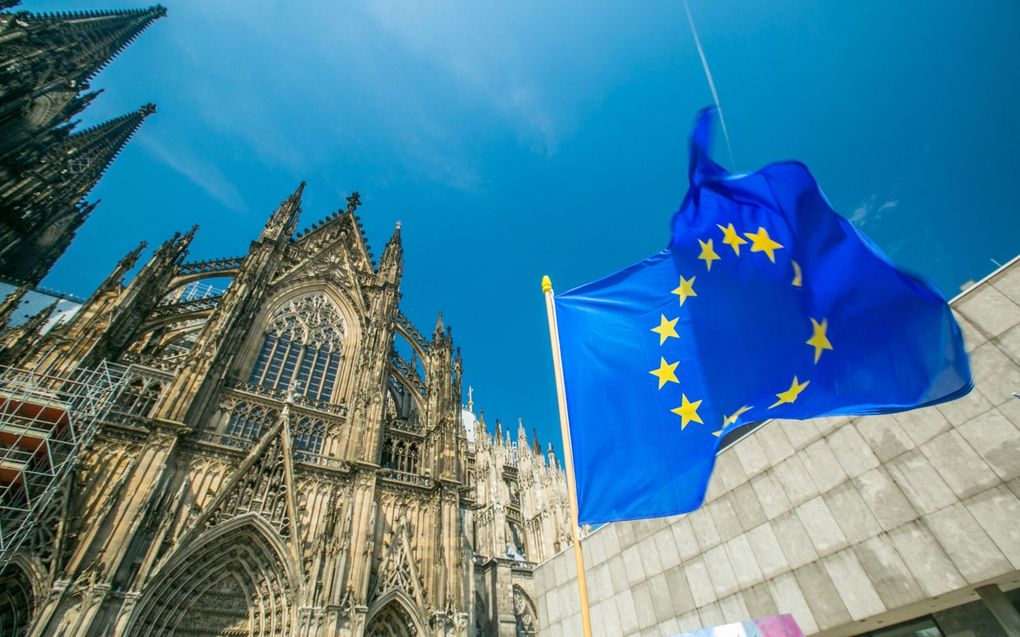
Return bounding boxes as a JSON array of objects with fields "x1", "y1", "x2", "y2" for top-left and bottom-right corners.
[{"x1": 533, "y1": 258, "x2": 1020, "y2": 636}]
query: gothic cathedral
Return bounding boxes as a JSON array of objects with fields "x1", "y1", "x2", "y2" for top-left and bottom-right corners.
[{"x1": 0, "y1": 3, "x2": 573, "y2": 636}]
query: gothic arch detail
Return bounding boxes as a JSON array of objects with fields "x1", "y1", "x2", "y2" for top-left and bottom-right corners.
[
  {"x1": 0, "y1": 557, "x2": 40, "y2": 637},
  {"x1": 364, "y1": 591, "x2": 426, "y2": 637},
  {"x1": 512, "y1": 586, "x2": 538, "y2": 636},
  {"x1": 128, "y1": 514, "x2": 297, "y2": 637}
]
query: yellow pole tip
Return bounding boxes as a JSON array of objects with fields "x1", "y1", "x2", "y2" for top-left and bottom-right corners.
[{"x1": 541, "y1": 275, "x2": 552, "y2": 294}]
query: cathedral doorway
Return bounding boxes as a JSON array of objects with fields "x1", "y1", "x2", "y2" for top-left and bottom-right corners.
[
  {"x1": 128, "y1": 515, "x2": 296, "y2": 637},
  {"x1": 364, "y1": 601, "x2": 418, "y2": 637},
  {"x1": 0, "y1": 562, "x2": 34, "y2": 637}
]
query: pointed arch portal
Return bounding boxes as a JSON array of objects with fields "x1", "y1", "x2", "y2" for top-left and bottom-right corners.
[
  {"x1": 364, "y1": 597, "x2": 421, "y2": 637},
  {"x1": 129, "y1": 515, "x2": 296, "y2": 637}
]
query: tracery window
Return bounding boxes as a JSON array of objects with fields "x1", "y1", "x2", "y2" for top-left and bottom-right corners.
[
  {"x1": 381, "y1": 437, "x2": 419, "y2": 474},
  {"x1": 248, "y1": 293, "x2": 346, "y2": 401},
  {"x1": 224, "y1": 403, "x2": 277, "y2": 442},
  {"x1": 293, "y1": 417, "x2": 325, "y2": 454}
]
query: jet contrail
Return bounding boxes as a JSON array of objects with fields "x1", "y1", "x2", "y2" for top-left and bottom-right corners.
[{"x1": 683, "y1": 0, "x2": 736, "y2": 167}]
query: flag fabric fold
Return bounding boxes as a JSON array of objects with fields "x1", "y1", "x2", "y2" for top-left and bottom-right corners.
[{"x1": 554, "y1": 108, "x2": 972, "y2": 525}]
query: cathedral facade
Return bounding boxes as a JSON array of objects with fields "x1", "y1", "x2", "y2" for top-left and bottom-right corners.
[{"x1": 0, "y1": 186, "x2": 571, "y2": 636}]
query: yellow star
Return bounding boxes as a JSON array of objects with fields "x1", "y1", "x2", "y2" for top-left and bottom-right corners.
[
  {"x1": 671, "y1": 394, "x2": 703, "y2": 430},
  {"x1": 769, "y1": 376, "x2": 809, "y2": 409},
  {"x1": 722, "y1": 405, "x2": 753, "y2": 428},
  {"x1": 697, "y1": 238, "x2": 721, "y2": 271},
  {"x1": 651, "y1": 314, "x2": 679, "y2": 345},
  {"x1": 649, "y1": 357, "x2": 680, "y2": 389},
  {"x1": 717, "y1": 223, "x2": 747, "y2": 255},
  {"x1": 791, "y1": 260, "x2": 803, "y2": 287},
  {"x1": 743, "y1": 226, "x2": 784, "y2": 263},
  {"x1": 671, "y1": 276, "x2": 697, "y2": 306},
  {"x1": 806, "y1": 317, "x2": 833, "y2": 364}
]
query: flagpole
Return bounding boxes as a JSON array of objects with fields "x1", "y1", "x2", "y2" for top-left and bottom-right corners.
[{"x1": 542, "y1": 275, "x2": 593, "y2": 637}]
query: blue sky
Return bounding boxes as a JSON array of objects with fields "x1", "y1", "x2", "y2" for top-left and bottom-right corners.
[{"x1": 27, "y1": 0, "x2": 1020, "y2": 453}]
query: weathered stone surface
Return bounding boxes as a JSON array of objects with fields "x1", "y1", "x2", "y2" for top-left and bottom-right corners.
[
  {"x1": 669, "y1": 514, "x2": 701, "y2": 560},
  {"x1": 708, "y1": 498, "x2": 743, "y2": 543},
  {"x1": 894, "y1": 405, "x2": 951, "y2": 447},
  {"x1": 854, "y1": 467, "x2": 919, "y2": 530},
  {"x1": 746, "y1": 522, "x2": 788, "y2": 579},
  {"x1": 824, "y1": 481, "x2": 882, "y2": 544},
  {"x1": 996, "y1": 322, "x2": 1020, "y2": 367},
  {"x1": 796, "y1": 496, "x2": 847, "y2": 556},
  {"x1": 826, "y1": 423, "x2": 880, "y2": 477},
  {"x1": 920, "y1": 429, "x2": 999, "y2": 499},
  {"x1": 756, "y1": 425, "x2": 795, "y2": 465},
  {"x1": 684, "y1": 556, "x2": 717, "y2": 607},
  {"x1": 742, "y1": 582, "x2": 779, "y2": 619},
  {"x1": 965, "y1": 485, "x2": 1020, "y2": 568},
  {"x1": 773, "y1": 454, "x2": 818, "y2": 507},
  {"x1": 690, "y1": 507, "x2": 721, "y2": 551},
  {"x1": 852, "y1": 534, "x2": 924, "y2": 609},
  {"x1": 954, "y1": 283, "x2": 1020, "y2": 339},
  {"x1": 768, "y1": 573, "x2": 818, "y2": 634},
  {"x1": 730, "y1": 481, "x2": 767, "y2": 531},
  {"x1": 937, "y1": 383, "x2": 994, "y2": 425},
  {"x1": 663, "y1": 564, "x2": 696, "y2": 616},
  {"x1": 622, "y1": 544, "x2": 647, "y2": 587},
  {"x1": 792, "y1": 562, "x2": 851, "y2": 631},
  {"x1": 750, "y1": 470, "x2": 793, "y2": 520},
  {"x1": 821, "y1": 549, "x2": 886, "y2": 620},
  {"x1": 855, "y1": 414, "x2": 915, "y2": 462},
  {"x1": 886, "y1": 449, "x2": 958, "y2": 514},
  {"x1": 733, "y1": 434, "x2": 770, "y2": 479},
  {"x1": 957, "y1": 408, "x2": 1020, "y2": 481},
  {"x1": 714, "y1": 451, "x2": 748, "y2": 492},
  {"x1": 800, "y1": 438, "x2": 848, "y2": 492},
  {"x1": 718, "y1": 592, "x2": 750, "y2": 625},
  {"x1": 971, "y1": 342, "x2": 1020, "y2": 406},
  {"x1": 772, "y1": 510, "x2": 820, "y2": 569},
  {"x1": 925, "y1": 502, "x2": 1011, "y2": 583},
  {"x1": 704, "y1": 544, "x2": 738, "y2": 598},
  {"x1": 780, "y1": 420, "x2": 823, "y2": 450},
  {"x1": 889, "y1": 521, "x2": 966, "y2": 597},
  {"x1": 614, "y1": 588, "x2": 638, "y2": 635},
  {"x1": 725, "y1": 534, "x2": 763, "y2": 588}
]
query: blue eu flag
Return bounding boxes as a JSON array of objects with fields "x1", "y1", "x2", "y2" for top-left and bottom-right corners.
[{"x1": 554, "y1": 108, "x2": 972, "y2": 525}]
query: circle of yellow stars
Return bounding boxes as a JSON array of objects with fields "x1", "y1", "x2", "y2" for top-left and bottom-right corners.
[{"x1": 649, "y1": 223, "x2": 834, "y2": 437}]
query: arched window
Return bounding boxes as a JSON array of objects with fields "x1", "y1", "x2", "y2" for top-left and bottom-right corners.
[
  {"x1": 248, "y1": 293, "x2": 346, "y2": 402},
  {"x1": 224, "y1": 403, "x2": 277, "y2": 443},
  {"x1": 116, "y1": 378, "x2": 163, "y2": 417},
  {"x1": 293, "y1": 417, "x2": 325, "y2": 454}
]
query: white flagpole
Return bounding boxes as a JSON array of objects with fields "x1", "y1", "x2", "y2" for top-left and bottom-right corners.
[{"x1": 542, "y1": 275, "x2": 593, "y2": 637}]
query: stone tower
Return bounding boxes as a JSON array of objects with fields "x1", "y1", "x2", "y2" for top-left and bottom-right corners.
[
  {"x1": 0, "y1": 2, "x2": 164, "y2": 287},
  {"x1": 0, "y1": 186, "x2": 571, "y2": 636}
]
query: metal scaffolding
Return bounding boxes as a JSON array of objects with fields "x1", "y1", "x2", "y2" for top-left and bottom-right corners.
[{"x1": 0, "y1": 361, "x2": 129, "y2": 569}]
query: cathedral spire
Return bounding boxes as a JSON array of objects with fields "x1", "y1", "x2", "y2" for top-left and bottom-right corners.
[
  {"x1": 9, "y1": 6, "x2": 167, "y2": 92},
  {"x1": 260, "y1": 182, "x2": 304, "y2": 243},
  {"x1": 378, "y1": 220, "x2": 403, "y2": 283},
  {"x1": 48, "y1": 103, "x2": 154, "y2": 202}
]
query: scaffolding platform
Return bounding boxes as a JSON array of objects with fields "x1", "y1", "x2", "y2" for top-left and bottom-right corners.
[{"x1": 0, "y1": 361, "x2": 129, "y2": 570}]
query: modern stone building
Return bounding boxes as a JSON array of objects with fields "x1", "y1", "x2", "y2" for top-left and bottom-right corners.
[
  {"x1": 0, "y1": 187, "x2": 570, "y2": 636},
  {"x1": 0, "y1": 2, "x2": 163, "y2": 288},
  {"x1": 534, "y1": 257, "x2": 1020, "y2": 636}
]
